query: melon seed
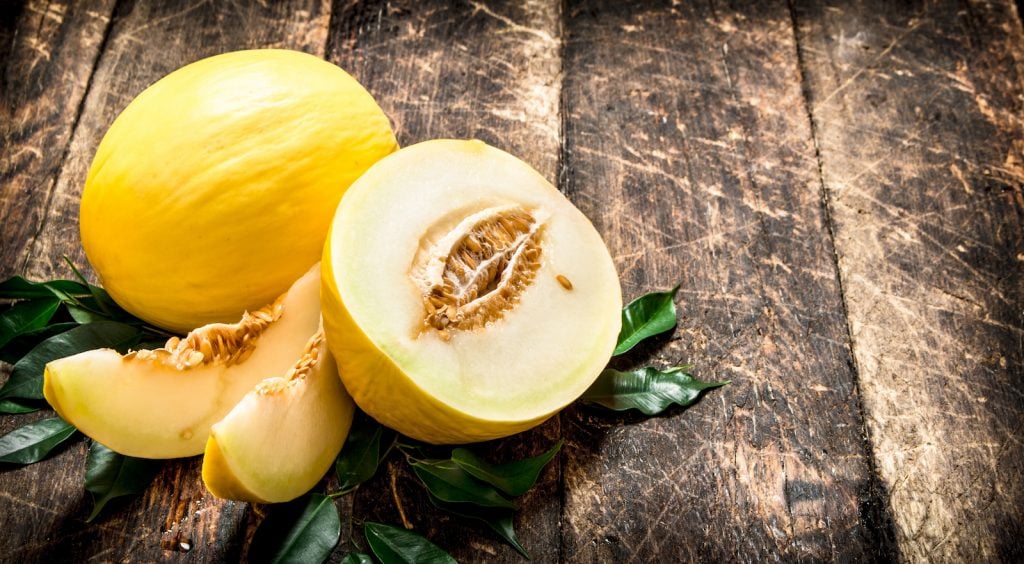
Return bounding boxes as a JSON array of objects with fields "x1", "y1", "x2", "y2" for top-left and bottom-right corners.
[{"x1": 412, "y1": 206, "x2": 544, "y2": 338}]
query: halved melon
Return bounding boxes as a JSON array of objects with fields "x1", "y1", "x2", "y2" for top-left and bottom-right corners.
[
  {"x1": 322, "y1": 139, "x2": 622, "y2": 444},
  {"x1": 43, "y1": 264, "x2": 322, "y2": 459},
  {"x1": 202, "y1": 329, "x2": 354, "y2": 503}
]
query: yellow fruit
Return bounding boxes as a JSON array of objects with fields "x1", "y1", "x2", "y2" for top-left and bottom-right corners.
[
  {"x1": 44, "y1": 265, "x2": 322, "y2": 458},
  {"x1": 80, "y1": 49, "x2": 397, "y2": 333},
  {"x1": 202, "y1": 329, "x2": 354, "y2": 503},
  {"x1": 322, "y1": 140, "x2": 622, "y2": 444}
]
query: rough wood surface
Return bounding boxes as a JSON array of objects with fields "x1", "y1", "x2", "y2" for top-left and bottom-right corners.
[
  {"x1": 1, "y1": 0, "x2": 1022, "y2": 561},
  {"x1": 0, "y1": 0, "x2": 116, "y2": 276},
  {"x1": 793, "y1": 0, "x2": 1024, "y2": 560},
  {"x1": 559, "y1": 1, "x2": 887, "y2": 560}
]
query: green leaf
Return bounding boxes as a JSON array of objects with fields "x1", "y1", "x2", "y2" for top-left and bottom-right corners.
[
  {"x1": 0, "y1": 322, "x2": 79, "y2": 364},
  {"x1": 451, "y1": 440, "x2": 562, "y2": 497},
  {"x1": 0, "y1": 417, "x2": 77, "y2": 464},
  {"x1": 340, "y1": 554, "x2": 375, "y2": 564},
  {"x1": 0, "y1": 398, "x2": 41, "y2": 414},
  {"x1": 63, "y1": 257, "x2": 114, "y2": 317},
  {"x1": 614, "y1": 287, "x2": 679, "y2": 355},
  {"x1": 85, "y1": 442, "x2": 163, "y2": 522},
  {"x1": 0, "y1": 277, "x2": 89, "y2": 300},
  {"x1": 335, "y1": 412, "x2": 396, "y2": 492},
  {"x1": 0, "y1": 298, "x2": 61, "y2": 348},
  {"x1": 0, "y1": 321, "x2": 141, "y2": 401},
  {"x1": 581, "y1": 366, "x2": 728, "y2": 415},
  {"x1": 411, "y1": 459, "x2": 515, "y2": 509},
  {"x1": 66, "y1": 304, "x2": 106, "y2": 324},
  {"x1": 250, "y1": 494, "x2": 341, "y2": 564},
  {"x1": 426, "y1": 494, "x2": 528, "y2": 558},
  {"x1": 363, "y1": 522, "x2": 456, "y2": 564}
]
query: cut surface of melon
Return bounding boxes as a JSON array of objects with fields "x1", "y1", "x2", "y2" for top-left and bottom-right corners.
[
  {"x1": 43, "y1": 265, "x2": 322, "y2": 459},
  {"x1": 202, "y1": 329, "x2": 354, "y2": 503},
  {"x1": 322, "y1": 139, "x2": 622, "y2": 444}
]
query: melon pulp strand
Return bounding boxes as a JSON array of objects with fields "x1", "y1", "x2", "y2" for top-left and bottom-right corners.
[{"x1": 322, "y1": 139, "x2": 622, "y2": 444}]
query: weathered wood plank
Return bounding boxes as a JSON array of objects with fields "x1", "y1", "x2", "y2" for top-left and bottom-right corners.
[
  {"x1": 792, "y1": 0, "x2": 1024, "y2": 560},
  {"x1": 559, "y1": 1, "x2": 888, "y2": 560},
  {"x1": 327, "y1": 1, "x2": 563, "y2": 560},
  {"x1": 1, "y1": 1, "x2": 332, "y2": 561},
  {"x1": 0, "y1": 0, "x2": 116, "y2": 277}
]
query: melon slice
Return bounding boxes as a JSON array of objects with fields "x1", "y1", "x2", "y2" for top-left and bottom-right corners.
[
  {"x1": 43, "y1": 264, "x2": 322, "y2": 459},
  {"x1": 202, "y1": 329, "x2": 354, "y2": 503},
  {"x1": 322, "y1": 139, "x2": 622, "y2": 444}
]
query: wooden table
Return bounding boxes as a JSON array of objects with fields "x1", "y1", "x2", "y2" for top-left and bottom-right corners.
[{"x1": 2, "y1": 1, "x2": 1022, "y2": 561}]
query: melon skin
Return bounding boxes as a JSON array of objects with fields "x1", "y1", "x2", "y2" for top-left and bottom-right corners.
[
  {"x1": 80, "y1": 49, "x2": 398, "y2": 333},
  {"x1": 321, "y1": 140, "x2": 622, "y2": 444},
  {"x1": 44, "y1": 265, "x2": 322, "y2": 459}
]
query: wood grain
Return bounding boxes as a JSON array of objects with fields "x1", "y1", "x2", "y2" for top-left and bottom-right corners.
[
  {"x1": 1, "y1": 0, "x2": 332, "y2": 561},
  {"x1": 792, "y1": 0, "x2": 1024, "y2": 560},
  {"x1": 0, "y1": 0, "x2": 116, "y2": 277},
  {"x1": 559, "y1": 0, "x2": 889, "y2": 560},
  {"x1": 327, "y1": 1, "x2": 564, "y2": 560},
  {"x1": 2, "y1": 0, "x2": 1023, "y2": 561}
]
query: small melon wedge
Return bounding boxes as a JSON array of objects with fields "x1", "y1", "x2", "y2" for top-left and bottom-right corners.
[
  {"x1": 322, "y1": 139, "x2": 622, "y2": 444},
  {"x1": 202, "y1": 329, "x2": 354, "y2": 503},
  {"x1": 43, "y1": 264, "x2": 322, "y2": 459}
]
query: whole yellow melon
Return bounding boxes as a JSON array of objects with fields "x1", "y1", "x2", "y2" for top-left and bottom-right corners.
[{"x1": 80, "y1": 49, "x2": 397, "y2": 333}]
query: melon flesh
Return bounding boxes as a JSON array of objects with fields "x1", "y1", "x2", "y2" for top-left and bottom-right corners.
[
  {"x1": 202, "y1": 329, "x2": 354, "y2": 503},
  {"x1": 44, "y1": 265, "x2": 322, "y2": 459},
  {"x1": 322, "y1": 139, "x2": 622, "y2": 444}
]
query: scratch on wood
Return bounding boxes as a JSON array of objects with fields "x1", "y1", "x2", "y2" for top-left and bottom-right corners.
[{"x1": 466, "y1": 1, "x2": 556, "y2": 45}]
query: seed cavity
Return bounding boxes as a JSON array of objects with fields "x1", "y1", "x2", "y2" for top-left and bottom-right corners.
[
  {"x1": 256, "y1": 330, "x2": 325, "y2": 395},
  {"x1": 412, "y1": 205, "x2": 545, "y2": 339},
  {"x1": 556, "y1": 274, "x2": 573, "y2": 291},
  {"x1": 126, "y1": 296, "x2": 285, "y2": 369}
]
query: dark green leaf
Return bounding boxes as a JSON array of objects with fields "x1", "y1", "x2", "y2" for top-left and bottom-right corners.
[
  {"x1": 66, "y1": 304, "x2": 106, "y2": 324},
  {"x1": 85, "y1": 442, "x2": 163, "y2": 522},
  {"x1": 427, "y1": 494, "x2": 528, "y2": 558},
  {"x1": 0, "y1": 321, "x2": 141, "y2": 401},
  {"x1": 451, "y1": 440, "x2": 562, "y2": 497},
  {"x1": 335, "y1": 412, "x2": 396, "y2": 492},
  {"x1": 250, "y1": 494, "x2": 341, "y2": 564},
  {"x1": 340, "y1": 553, "x2": 375, "y2": 564},
  {"x1": 0, "y1": 298, "x2": 61, "y2": 348},
  {"x1": 0, "y1": 322, "x2": 79, "y2": 364},
  {"x1": 363, "y1": 522, "x2": 456, "y2": 564},
  {"x1": 411, "y1": 459, "x2": 515, "y2": 509},
  {"x1": 63, "y1": 257, "x2": 114, "y2": 317},
  {"x1": 614, "y1": 287, "x2": 679, "y2": 356},
  {"x1": 0, "y1": 417, "x2": 77, "y2": 464},
  {"x1": 581, "y1": 366, "x2": 728, "y2": 415},
  {"x1": 0, "y1": 277, "x2": 89, "y2": 300},
  {"x1": 0, "y1": 398, "x2": 42, "y2": 414}
]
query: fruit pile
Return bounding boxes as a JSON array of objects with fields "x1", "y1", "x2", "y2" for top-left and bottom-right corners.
[{"x1": 43, "y1": 49, "x2": 621, "y2": 504}]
